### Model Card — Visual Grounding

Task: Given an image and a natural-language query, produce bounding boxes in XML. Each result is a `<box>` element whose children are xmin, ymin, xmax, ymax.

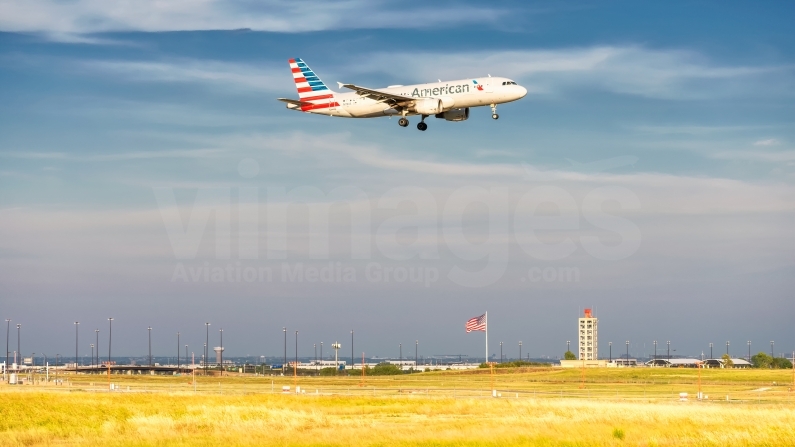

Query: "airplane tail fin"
<box><xmin>289</xmin><ymin>58</ymin><xmax>334</xmax><ymax>101</ymax></box>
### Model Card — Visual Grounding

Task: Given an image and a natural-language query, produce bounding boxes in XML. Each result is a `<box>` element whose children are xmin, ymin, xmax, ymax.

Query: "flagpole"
<box><xmin>485</xmin><ymin>312</ymin><xmax>489</xmax><ymax>364</ymax></box>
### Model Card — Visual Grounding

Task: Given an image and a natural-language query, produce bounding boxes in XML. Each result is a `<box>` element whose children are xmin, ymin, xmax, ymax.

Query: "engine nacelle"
<box><xmin>413</xmin><ymin>98</ymin><xmax>443</xmax><ymax>115</ymax></box>
<box><xmin>435</xmin><ymin>107</ymin><xmax>469</xmax><ymax>121</ymax></box>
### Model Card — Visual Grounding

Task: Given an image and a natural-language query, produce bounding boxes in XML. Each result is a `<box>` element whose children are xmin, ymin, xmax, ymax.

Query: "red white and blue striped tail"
<box><xmin>289</xmin><ymin>58</ymin><xmax>333</xmax><ymax>100</ymax></box>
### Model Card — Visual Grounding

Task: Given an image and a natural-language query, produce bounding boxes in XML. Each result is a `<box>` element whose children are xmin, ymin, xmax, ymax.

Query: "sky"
<box><xmin>0</xmin><ymin>1</ymin><xmax>793</xmax><ymax>362</ymax></box>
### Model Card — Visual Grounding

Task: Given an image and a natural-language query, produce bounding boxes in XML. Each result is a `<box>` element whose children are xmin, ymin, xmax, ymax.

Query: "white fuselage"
<box><xmin>304</xmin><ymin>77</ymin><xmax>526</xmax><ymax>117</ymax></box>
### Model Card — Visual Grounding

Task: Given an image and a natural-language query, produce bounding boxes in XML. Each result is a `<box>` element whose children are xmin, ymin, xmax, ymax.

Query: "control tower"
<box><xmin>213</xmin><ymin>347</ymin><xmax>224</xmax><ymax>364</ymax></box>
<box><xmin>578</xmin><ymin>309</ymin><xmax>598</xmax><ymax>360</ymax></box>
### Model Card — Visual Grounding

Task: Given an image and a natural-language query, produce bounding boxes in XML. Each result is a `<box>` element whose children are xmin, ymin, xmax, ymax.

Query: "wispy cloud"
<box><xmin>70</xmin><ymin>46</ymin><xmax>793</xmax><ymax>101</ymax></box>
<box><xmin>213</xmin><ymin>131</ymin><xmax>795</xmax><ymax>215</ymax></box>
<box><xmin>632</xmin><ymin>124</ymin><xmax>778</xmax><ymax>135</ymax></box>
<box><xmin>0</xmin><ymin>0</ymin><xmax>504</xmax><ymax>39</ymax></box>
<box><xmin>359</xmin><ymin>47</ymin><xmax>793</xmax><ymax>99</ymax></box>
<box><xmin>0</xmin><ymin>148</ymin><xmax>226</xmax><ymax>161</ymax></box>
<box><xmin>81</xmin><ymin>59</ymin><xmax>289</xmax><ymax>92</ymax></box>
<box><xmin>711</xmin><ymin>150</ymin><xmax>795</xmax><ymax>163</ymax></box>
<box><xmin>253</xmin><ymin>132</ymin><xmax>526</xmax><ymax>177</ymax></box>
<box><xmin>754</xmin><ymin>138</ymin><xmax>780</xmax><ymax>146</ymax></box>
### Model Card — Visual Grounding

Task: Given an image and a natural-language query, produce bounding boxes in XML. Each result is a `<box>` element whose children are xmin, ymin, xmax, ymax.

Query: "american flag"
<box><xmin>465</xmin><ymin>313</ymin><xmax>487</xmax><ymax>332</ymax></box>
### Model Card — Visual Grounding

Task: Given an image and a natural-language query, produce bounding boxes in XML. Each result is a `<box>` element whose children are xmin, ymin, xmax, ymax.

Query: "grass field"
<box><xmin>2</xmin><ymin>368</ymin><xmax>795</xmax><ymax>446</ymax></box>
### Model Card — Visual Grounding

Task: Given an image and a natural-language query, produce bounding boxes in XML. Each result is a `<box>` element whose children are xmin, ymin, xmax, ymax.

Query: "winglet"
<box><xmin>337</xmin><ymin>81</ymin><xmax>344</xmax><ymax>89</ymax></box>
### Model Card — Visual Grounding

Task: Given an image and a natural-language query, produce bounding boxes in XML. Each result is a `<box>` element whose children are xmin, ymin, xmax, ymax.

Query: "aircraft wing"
<box><xmin>340</xmin><ymin>84</ymin><xmax>413</xmax><ymax>107</ymax></box>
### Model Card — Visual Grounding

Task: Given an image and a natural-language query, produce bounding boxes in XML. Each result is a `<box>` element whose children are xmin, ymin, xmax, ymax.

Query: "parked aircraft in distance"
<box><xmin>277</xmin><ymin>58</ymin><xmax>527</xmax><ymax>131</ymax></box>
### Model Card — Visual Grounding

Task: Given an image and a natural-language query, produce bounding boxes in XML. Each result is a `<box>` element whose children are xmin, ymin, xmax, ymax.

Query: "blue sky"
<box><xmin>0</xmin><ymin>1</ymin><xmax>793</xmax><ymax>361</ymax></box>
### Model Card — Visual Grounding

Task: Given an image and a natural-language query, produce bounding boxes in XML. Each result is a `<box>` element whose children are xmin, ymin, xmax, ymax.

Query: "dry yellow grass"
<box><xmin>2</xmin><ymin>391</ymin><xmax>794</xmax><ymax>446</ymax></box>
<box><xmin>3</xmin><ymin>368</ymin><xmax>794</xmax><ymax>446</ymax></box>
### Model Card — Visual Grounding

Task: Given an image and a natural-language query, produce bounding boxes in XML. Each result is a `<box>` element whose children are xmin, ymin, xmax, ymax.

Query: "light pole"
<box><xmin>74</xmin><ymin>322</ymin><xmax>79</xmax><ymax>370</ymax></box>
<box><xmin>415</xmin><ymin>340</ymin><xmax>418</xmax><ymax>369</ymax></box>
<box><xmin>320</xmin><ymin>342</ymin><xmax>323</xmax><ymax>364</ymax></box>
<box><xmin>5</xmin><ymin>319</ymin><xmax>10</xmax><ymax>380</ymax></box>
<box><xmin>709</xmin><ymin>342</ymin><xmax>713</xmax><ymax>359</ymax></box>
<box><xmin>204</xmin><ymin>322</ymin><xmax>210</xmax><ymax>375</ymax></box>
<box><xmin>566</xmin><ymin>340</ymin><xmax>570</xmax><ymax>354</ymax></box>
<box><xmin>107</xmin><ymin>318</ymin><xmax>113</xmax><ymax>365</ymax></box>
<box><xmin>148</xmin><ymin>326</ymin><xmax>152</xmax><ymax>366</ymax></box>
<box><xmin>726</xmin><ymin>341</ymin><xmax>729</xmax><ymax>356</ymax></box>
<box><xmin>653</xmin><ymin>340</ymin><xmax>657</xmax><ymax>363</ymax></box>
<box><xmin>351</xmin><ymin>331</ymin><xmax>354</xmax><ymax>371</ymax></box>
<box><xmin>177</xmin><ymin>332</ymin><xmax>180</xmax><ymax>372</ymax></box>
<box><xmin>220</xmin><ymin>328</ymin><xmax>224</xmax><ymax>374</ymax></box>
<box><xmin>399</xmin><ymin>343</ymin><xmax>402</xmax><ymax>363</ymax></box>
<box><xmin>747</xmin><ymin>341</ymin><xmax>751</xmax><ymax>363</ymax></box>
<box><xmin>17</xmin><ymin>324</ymin><xmax>21</xmax><ymax>366</ymax></box>
<box><xmin>94</xmin><ymin>329</ymin><xmax>99</xmax><ymax>370</ymax></box>
<box><xmin>609</xmin><ymin>342</ymin><xmax>612</xmax><ymax>362</ymax></box>
<box><xmin>282</xmin><ymin>327</ymin><xmax>286</xmax><ymax>374</ymax></box>
<box><xmin>626</xmin><ymin>341</ymin><xmax>629</xmax><ymax>366</ymax></box>
<box><xmin>519</xmin><ymin>341</ymin><xmax>522</xmax><ymax>362</ymax></box>
<box><xmin>667</xmin><ymin>341</ymin><xmax>671</xmax><ymax>362</ymax></box>
<box><xmin>499</xmin><ymin>342</ymin><xmax>503</xmax><ymax>363</ymax></box>
<box><xmin>771</xmin><ymin>341</ymin><xmax>774</xmax><ymax>360</ymax></box>
<box><xmin>185</xmin><ymin>345</ymin><xmax>188</xmax><ymax>371</ymax></box>
<box><xmin>294</xmin><ymin>330</ymin><xmax>298</xmax><ymax>371</ymax></box>
<box><xmin>331</xmin><ymin>342</ymin><xmax>341</xmax><ymax>374</ymax></box>
<box><xmin>314</xmin><ymin>343</ymin><xmax>317</xmax><ymax>371</ymax></box>
<box><xmin>90</xmin><ymin>344</ymin><xmax>94</xmax><ymax>368</ymax></box>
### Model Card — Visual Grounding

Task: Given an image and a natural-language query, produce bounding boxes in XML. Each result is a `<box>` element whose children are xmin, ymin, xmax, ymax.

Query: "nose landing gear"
<box><xmin>490</xmin><ymin>103</ymin><xmax>499</xmax><ymax>120</ymax></box>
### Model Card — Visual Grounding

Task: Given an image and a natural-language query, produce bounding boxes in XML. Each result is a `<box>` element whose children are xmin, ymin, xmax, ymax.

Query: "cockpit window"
<box><xmin>503</xmin><ymin>81</ymin><xmax>518</xmax><ymax>85</ymax></box>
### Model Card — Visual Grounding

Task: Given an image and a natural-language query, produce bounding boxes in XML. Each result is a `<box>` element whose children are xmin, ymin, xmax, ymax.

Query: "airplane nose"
<box><xmin>517</xmin><ymin>85</ymin><xmax>527</xmax><ymax>98</ymax></box>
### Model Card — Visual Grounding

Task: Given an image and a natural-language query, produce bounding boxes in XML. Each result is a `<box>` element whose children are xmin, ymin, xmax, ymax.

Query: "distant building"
<box><xmin>645</xmin><ymin>358</ymin><xmax>752</xmax><ymax>369</ymax></box>
<box><xmin>645</xmin><ymin>358</ymin><xmax>700</xmax><ymax>368</ymax></box>
<box><xmin>702</xmin><ymin>358</ymin><xmax>752</xmax><ymax>369</ymax></box>
<box><xmin>578</xmin><ymin>308</ymin><xmax>597</xmax><ymax>360</ymax></box>
<box><xmin>611</xmin><ymin>358</ymin><xmax>638</xmax><ymax>367</ymax></box>
<box><xmin>560</xmin><ymin>359</ymin><xmax>609</xmax><ymax>368</ymax></box>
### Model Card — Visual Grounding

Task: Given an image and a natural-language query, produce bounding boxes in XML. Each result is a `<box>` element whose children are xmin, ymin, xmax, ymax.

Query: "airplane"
<box><xmin>277</xmin><ymin>58</ymin><xmax>527</xmax><ymax>131</ymax></box>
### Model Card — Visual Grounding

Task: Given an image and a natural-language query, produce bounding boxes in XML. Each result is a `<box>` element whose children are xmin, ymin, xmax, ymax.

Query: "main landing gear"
<box><xmin>490</xmin><ymin>103</ymin><xmax>499</xmax><ymax>120</ymax></box>
<box><xmin>417</xmin><ymin>115</ymin><xmax>428</xmax><ymax>131</ymax></box>
<box><xmin>397</xmin><ymin>115</ymin><xmax>429</xmax><ymax>131</ymax></box>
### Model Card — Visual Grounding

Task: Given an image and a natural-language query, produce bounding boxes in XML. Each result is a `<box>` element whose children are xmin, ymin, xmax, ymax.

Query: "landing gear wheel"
<box><xmin>490</xmin><ymin>103</ymin><xmax>498</xmax><ymax>120</ymax></box>
<box><xmin>398</xmin><ymin>118</ymin><xmax>409</xmax><ymax>127</ymax></box>
<box><xmin>417</xmin><ymin>122</ymin><xmax>427</xmax><ymax>131</ymax></box>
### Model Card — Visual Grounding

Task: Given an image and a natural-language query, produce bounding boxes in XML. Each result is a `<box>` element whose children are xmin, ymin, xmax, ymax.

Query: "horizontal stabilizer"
<box><xmin>277</xmin><ymin>98</ymin><xmax>312</xmax><ymax>106</ymax></box>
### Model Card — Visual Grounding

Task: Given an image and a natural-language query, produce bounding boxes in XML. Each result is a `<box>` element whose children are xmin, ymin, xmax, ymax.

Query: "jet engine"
<box><xmin>435</xmin><ymin>107</ymin><xmax>469</xmax><ymax>121</ymax></box>
<box><xmin>413</xmin><ymin>98</ymin><xmax>443</xmax><ymax>115</ymax></box>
